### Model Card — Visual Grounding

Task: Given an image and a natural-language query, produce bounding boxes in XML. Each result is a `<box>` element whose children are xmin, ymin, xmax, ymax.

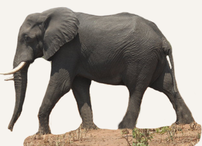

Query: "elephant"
<box><xmin>0</xmin><ymin>7</ymin><xmax>194</xmax><ymax>135</ymax></box>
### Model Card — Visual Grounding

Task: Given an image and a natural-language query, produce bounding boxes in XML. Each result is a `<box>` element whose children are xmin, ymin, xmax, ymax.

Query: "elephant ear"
<box><xmin>40</xmin><ymin>7</ymin><xmax>79</xmax><ymax>60</ymax></box>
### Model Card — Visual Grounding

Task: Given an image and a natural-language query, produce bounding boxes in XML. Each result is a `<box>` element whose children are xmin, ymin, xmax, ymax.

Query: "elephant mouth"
<box><xmin>0</xmin><ymin>62</ymin><xmax>27</xmax><ymax>80</ymax></box>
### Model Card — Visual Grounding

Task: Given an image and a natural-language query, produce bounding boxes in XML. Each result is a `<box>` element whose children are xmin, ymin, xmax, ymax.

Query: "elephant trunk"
<box><xmin>8</xmin><ymin>62</ymin><xmax>29</xmax><ymax>131</ymax></box>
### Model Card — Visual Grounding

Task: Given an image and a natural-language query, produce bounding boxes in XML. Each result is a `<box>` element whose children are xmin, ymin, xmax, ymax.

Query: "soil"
<box><xmin>24</xmin><ymin>122</ymin><xmax>201</xmax><ymax>146</ymax></box>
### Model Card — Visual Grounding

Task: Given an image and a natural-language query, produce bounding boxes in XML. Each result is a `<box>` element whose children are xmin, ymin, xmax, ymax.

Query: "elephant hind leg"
<box><xmin>118</xmin><ymin>88</ymin><xmax>147</xmax><ymax>129</ymax></box>
<box><xmin>119</xmin><ymin>59</ymin><xmax>158</xmax><ymax>129</ymax></box>
<box><xmin>150</xmin><ymin>62</ymin><xmax>194</xmax><ymax>124</ymax></box>
<box><xmin>72</xmin><ymin>76</ymin><xmax>98</xmax><ymax>129</ymax></box>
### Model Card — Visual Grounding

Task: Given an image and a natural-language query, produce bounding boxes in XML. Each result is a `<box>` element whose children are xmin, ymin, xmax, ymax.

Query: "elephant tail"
<box><xmin>163</xmin><ymin>38</ymin><xmax>178</xmax><ymax>93</ymax></box>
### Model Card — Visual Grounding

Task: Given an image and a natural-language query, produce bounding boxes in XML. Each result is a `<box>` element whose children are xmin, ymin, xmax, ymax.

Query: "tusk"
<box><xmin>4</xmin><ymin>76</ymin><xmax>14</xmax><ymax>81</ymax></box>
<box><xmin>0</xmin><ymin>62</ymin><xmax>26</xmax><ymax>75</ymax></box>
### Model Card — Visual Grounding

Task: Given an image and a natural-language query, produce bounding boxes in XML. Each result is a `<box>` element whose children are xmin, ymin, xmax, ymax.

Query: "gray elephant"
<box><xmin>0</xmin><ymin>7</ymin><xmax>194</xmax><ymax>135</ymax></box>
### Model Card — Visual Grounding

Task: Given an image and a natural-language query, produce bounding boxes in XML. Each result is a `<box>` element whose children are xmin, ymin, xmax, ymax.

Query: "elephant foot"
<box><xmin>36</xmin><ymin>126</ymin><xmax>51</xmax><ymax>135</ymax></box>
<box><xmin>118</xmin><ymin>121</ymin><xmax>136</xmax><ymax>129</ymax></box>
<box><xmin>36</xmin><ymin>130</ymin><xmax>51</xmax><ymax>135</ymax></box>
<box><xmin>79</xmin><ymin>122</ymin><xmax>99</xmax><ymax>130</ymax></box>
<box><xmin>118</xmin><ymin>111</ymin><xmax>137</xmax><ymax>129</ymax></box>
<box><xmin>175</xmin><ymin>109</ymin><xmax>195</xmax><ymax>125</ymax></box>
<box><xmin>175</xmin><ymin>117</ymin><xmax>195</xmax><ymax>125</ymax></box>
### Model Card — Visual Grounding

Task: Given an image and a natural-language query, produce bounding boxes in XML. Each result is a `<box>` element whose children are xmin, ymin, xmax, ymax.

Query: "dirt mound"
<box><xmin>24</xmin><ymin>123</ymin><xmax>201</xmax><ymax>146</ymax></box>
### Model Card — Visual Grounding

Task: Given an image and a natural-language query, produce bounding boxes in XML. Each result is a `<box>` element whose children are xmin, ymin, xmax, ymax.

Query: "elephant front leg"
<box><xmin>37</xmin><ymin>71</ymin><xmax>72</xmax><ymax>135</ymax></box>
<box><xmin>72</xmin><ymin>76</ymin><xmax>98</xmax><ymax>129</ymax></box>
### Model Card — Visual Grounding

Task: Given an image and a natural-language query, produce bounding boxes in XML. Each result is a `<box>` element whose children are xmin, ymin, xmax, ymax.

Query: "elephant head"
<box><xmin>0</xmin><ymin>7</ymin><xmax>79</xmax><ymax>131</ymax></box>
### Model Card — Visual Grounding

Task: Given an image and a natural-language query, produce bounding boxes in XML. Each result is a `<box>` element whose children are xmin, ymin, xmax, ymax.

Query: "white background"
<box><xmin>0</xmin><ymin>0</ymin><xmax>201</xmax><ymax>145</ymax></box>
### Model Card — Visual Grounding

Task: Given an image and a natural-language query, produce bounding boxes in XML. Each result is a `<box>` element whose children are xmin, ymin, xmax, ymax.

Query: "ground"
<box><xmin>24</xmin><ymin>122</ymin><xmax>201</xmax><ymax>146</ymax></box>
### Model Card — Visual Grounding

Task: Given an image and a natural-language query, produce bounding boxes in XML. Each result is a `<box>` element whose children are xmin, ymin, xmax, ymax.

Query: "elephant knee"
<box><xmin>38</xmin><ymin>106</ymin><xmax>51</xmax><ymax>121</ymax></box>
<box><xmin>38</xmin><ymin>110</ymin><xmax>47</xmax><ymax>120</ymax></box>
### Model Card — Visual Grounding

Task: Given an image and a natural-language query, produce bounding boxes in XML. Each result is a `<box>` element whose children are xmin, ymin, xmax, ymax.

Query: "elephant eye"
<box><xmin>24</xmin><ymin>35</ymin><xmax>31</xmax><ymax>42</ymax></box>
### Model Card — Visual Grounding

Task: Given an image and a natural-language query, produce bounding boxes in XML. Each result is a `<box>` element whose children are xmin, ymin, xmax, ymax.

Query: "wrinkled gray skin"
<box><xmin>8</xmin><ymin>7</ymin><xmax>194</xmax><ymax>135</ymax></box>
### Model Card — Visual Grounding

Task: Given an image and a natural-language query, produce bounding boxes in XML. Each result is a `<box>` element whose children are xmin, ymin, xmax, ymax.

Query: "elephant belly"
<box><xmin>92</xmin><ymin>74</ymin><xmax>124</xmax><ymax>85</ymax></box>
<box><xmin>78</xmin><ymin>64</ymin><xmax>125</xmax><ymax>85</ymax></box>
